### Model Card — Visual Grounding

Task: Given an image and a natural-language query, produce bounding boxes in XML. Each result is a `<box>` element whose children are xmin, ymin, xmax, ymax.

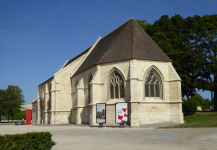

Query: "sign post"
<box><xmin>96</xmin><ymin>103</ymin><xmax>106</xmax><ymax>127</ymax></box>
<box><xmin>115</xmin><ymin>103</ymin><xmax>128</xmax><ymax>127</ymax></box>
<box><xmin>26</xmin><ymin>109</ymin><xmax>31</xmax><ymax>125</ymax></box>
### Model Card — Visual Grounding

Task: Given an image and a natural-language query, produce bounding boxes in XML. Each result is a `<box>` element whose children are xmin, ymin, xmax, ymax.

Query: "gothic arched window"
<box><xmin>145</xmin><ymin>69</ymin><xmax>163</xmax><ymax>98</ymax></box>
<box><xmin>88</xmin><ymin>74</ymin><xmax>93</xmax><ymax>104</ymax></box>
<box><xmin>109</xmin><ymin>71</ymin><xmax>124</xmax><ymax>99</ymax></box>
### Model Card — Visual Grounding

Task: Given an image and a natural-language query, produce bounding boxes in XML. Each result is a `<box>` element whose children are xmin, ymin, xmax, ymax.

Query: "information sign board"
<box><xmin>26</xmin><ymin>109</ymin><xmax>31</xmax><ymax>125</ymax></box>
<box><xmin>115</xmin><ymin>103</ymin><xmax>128</xmax><ymax>123</ymax></box>
<box><xmin>96</xmin><ymin>103</ymin><xmax>106</xmax><ymax>123</ymax></box>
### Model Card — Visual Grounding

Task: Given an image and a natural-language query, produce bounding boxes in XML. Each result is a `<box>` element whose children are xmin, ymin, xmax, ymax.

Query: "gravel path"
<box><xmin>0</xmin><ymin>124</ymin><xmax>217</xmax><ymax>150</ymax></box>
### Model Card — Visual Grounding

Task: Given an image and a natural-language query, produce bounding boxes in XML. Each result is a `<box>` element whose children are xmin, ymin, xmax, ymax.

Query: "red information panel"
<box><xmin>115</xmin><ymin>103</ymin><xmax>128</xmax><ymax>123</ymax></box>
<box><xmin>26</xmin><ymin>109</ymin><xmax>31</xmax><ymax>125</ymax></box>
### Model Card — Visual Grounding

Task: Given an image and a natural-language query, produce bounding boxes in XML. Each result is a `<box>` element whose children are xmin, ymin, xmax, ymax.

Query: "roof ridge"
<box><xmin>97</xmin><ymin>20</ymin><xmax>131</xmax><ymax>64</ymax></box>
<box><xmin>62</xmin><ymin>46</ymin><xmax>92</xmax><ymax>68</ymax></box>
<box><xmin>100</xmin><ymin>19</ymin><xmax>131</xmax><ymax>40</ymax></box>
<box><xmin>134</xmin><ymin>21</ymin><xmax>172</xmax><ymax>61</ymax></box>
<box><xmin>73</xmin><ymin>18</ymin><xmax>172</xmax><ymax>76</ymax></box>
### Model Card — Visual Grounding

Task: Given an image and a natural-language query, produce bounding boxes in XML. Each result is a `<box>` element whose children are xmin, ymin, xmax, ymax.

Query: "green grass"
<box><xmin>170</xmin><ymin>112</ymin><xmax>217</xmax><ymax>128</ymax></box>
<box><xmin>2</xmin><ymin>111</ymin><xmax>27</xmax><ymax>120</ymax></box>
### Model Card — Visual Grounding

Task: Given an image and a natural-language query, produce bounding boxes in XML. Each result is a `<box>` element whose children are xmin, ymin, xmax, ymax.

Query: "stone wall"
<box><xmin>34</xmin><ymin>55</ymin><xmax>184</xmax><ymax>126</ymax></box>
<box><xmin>71</xmin><ymin>59</ymin><xmax>183</xmax><ymax>126</ymax></box>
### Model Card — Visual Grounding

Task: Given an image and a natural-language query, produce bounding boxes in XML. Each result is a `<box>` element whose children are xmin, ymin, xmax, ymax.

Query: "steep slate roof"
<box><xmin>73</xmin><ymin>18</ymin><xmax>172</xmax><ymax>76</ymax></box>
<box><xmin>38</xmin><ymin>46</ymin><xmax>91</xmax><ymax>86</ymax></box>
<box><xmin>63</xmin><ymin>46</ymin><xmax>92</xmax><ymax>68</ymax></box>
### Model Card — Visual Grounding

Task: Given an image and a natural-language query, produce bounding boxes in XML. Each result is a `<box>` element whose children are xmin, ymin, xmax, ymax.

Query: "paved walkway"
<box><xmin>0</xmin><ymin>124</ymin><xmax>217</xmax><ymax>150</ymax></box>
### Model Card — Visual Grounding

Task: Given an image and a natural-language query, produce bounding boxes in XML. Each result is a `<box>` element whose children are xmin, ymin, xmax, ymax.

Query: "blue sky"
<box><xmin>0</xmin><ymin>0</ymin><xmax>216</xmax><ymax>104</ymax></box>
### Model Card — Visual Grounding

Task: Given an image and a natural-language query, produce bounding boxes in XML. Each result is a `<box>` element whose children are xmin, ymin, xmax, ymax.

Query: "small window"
<box><xmin>145</xmin><ymin>69</ymin><xmax>163</xmax><ymax>98</ymax></box>
<box><xmin>109</xmin><ymin>71</ymin><xmax>124</xmax><ymax>99</ymax></box>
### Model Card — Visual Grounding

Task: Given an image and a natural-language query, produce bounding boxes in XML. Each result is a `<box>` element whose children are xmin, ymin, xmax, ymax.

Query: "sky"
<box><xmin>0</xmin><ymin>0</ymin><xmax>217</xmax><ymax>104</ymax></box>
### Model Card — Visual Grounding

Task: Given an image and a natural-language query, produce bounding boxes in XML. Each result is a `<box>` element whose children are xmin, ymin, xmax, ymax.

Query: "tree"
<box><xmin>5</xmin><ymin>85</ymin><xmax>25</xmax><ymax>122</ymax></box>
<box><xmin>0</xmin><ymin>89</ymin><xmax>6</xmax><ymax>123</ymax></box>
<box><xmin>186</xmin><ymin>15</ymin><xmax>217</xmax><ymax>110</ymax></box>
<box><xmin>188</xmin><ymin>93</ymin><xmax>212</xmax><ymax>110</ymax></box>
<box><xmin>136</xmin><ymin>20</ymin><xmax>152</xmax><ymax>31</ymax></box>
<box><xmin>137</xmin><ymin>15</ymin><xmax>202</xmax><ymax>98</ymax></box>
<box><xmin>204</xmin><ymin>99</ymin><xmax>212</xmax><ymax>110</ymax></box>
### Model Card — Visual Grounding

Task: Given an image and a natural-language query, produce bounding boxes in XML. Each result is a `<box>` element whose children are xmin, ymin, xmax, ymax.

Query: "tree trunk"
<box><xmin>12</xmin><ymin>114</ymin><xmax>14</xmax><ymax>122</ymax></box>
<box><xmin>8</xmin><ymin>114</ymin><xmax>9</xmax><ymax>122</ymax></box>
<box><xmin>0</xmin><ymin>114</ymin><xmax>1</xmax><ymax>123</ymax></box>
<box><xmin>214</xmin><ymin>74</ymin><xmax>217</xmax><ymax>111</ymax></box>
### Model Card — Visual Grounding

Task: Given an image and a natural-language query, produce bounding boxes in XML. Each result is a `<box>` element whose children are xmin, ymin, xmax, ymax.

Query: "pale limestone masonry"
<box><xmin>32</xmin><ymin>19</ymin><xmax>184</xmax><ymax>126</ymax></box>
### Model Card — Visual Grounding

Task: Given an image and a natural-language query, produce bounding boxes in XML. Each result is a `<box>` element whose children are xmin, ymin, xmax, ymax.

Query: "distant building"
<box><xmin>20</xmin><ymin>104</ymin><xmax>32</xmax><ymax>110</ymax></box>
<box><xmin>32</xmin><ymin>19</ymin><xmax>184</xmax><ymax>126</ymax></box>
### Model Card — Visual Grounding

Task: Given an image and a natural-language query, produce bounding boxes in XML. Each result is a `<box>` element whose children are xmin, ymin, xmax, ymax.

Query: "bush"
<box><xmin>0</xmin><ymin>132</ymin><xmax>56</xmax><ymax>150</ymax></box>
<box><xmin>188</xmin><ymin>93</ymin><xmax>212</xmax><ymax>111</ymax></box>
<box><xmin>182</xmin><ymin>99</ymin><xmax>197</xmax><ymax>116</ymax></box>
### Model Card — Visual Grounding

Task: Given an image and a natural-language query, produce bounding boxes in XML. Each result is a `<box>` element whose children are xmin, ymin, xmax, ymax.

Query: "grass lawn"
<box><xmin>2</xmin><ymin>111</ymin><xmax>27</xmax><ymax>120</ymax></box>
<box><xmin>170</xmin><ymin>112</ymin><xmax>217</xmax><ymax>128</ymax></box>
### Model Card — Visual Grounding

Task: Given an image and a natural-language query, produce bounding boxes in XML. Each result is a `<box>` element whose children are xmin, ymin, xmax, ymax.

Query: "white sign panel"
<box><xmin>96</xmin><ymin>103</ymin><xmax>106</xmax><ymax>123</ymax></box>
<box><xmin>115</xmin><ymin>103</ymin><xmax>128</xmax><ymax>123</ymax></box>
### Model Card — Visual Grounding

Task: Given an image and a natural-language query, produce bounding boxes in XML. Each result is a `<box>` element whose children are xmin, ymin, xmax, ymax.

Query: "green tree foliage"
<box><xmin>204</xmin><ymin>99</ymin><xmax>212</xmax><ymax>110</ymax></box>
<box><xmin>0</xmin><ymin>85</ymin><xmax>25</xmax><ymax>122</ymax></box>
<box><xmin>136</xmin><ymin>20</ymin><xmax>152</xmax><ymax>31</ymax></box>
<box><xmin>0</xmin><ymin>89</ymin><xmax>7</xmax><ymax>123</ymax></box>
<box><xmin>188</xmin><ymin>93</ymin><xmax>212</xmax><ymax>110</ymax></box>
<box><xmin>137</xmin><ymin>14</ymin><xmax>217</xmax><ymax>106</ymax></box>
<box><xmin>186</xmin><ymin>15</ymin><xmax>217</xmax><ymax>110</ymax></box>
<box><xmin>137</xmin><ymin>15</ymin><xmax>201</xmax><ymax>98</ymax></box>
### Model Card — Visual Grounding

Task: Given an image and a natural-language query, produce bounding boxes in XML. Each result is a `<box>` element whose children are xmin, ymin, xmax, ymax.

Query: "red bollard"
<box><xmin>26</xmin><ymin>109</ymin><xmax>31</xmax><ymax>125</ymax></box>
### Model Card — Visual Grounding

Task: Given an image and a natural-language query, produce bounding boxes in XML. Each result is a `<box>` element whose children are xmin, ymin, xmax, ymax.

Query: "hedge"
<box><xmin>0</xmin><ymin>132</ymin><xmax>56</xmax><ymax>150</ymax></box>
<box><xmin>182</xmin><ymin>99</ymin><xmax>197</xmax><ymax>116</ymax></box>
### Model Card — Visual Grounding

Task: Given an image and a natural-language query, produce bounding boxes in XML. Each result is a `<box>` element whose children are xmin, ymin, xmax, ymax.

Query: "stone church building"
<box><xmin>32</xmin><ymin>18</ymin><xmax>184</xmax><ymax>126</ymax></box>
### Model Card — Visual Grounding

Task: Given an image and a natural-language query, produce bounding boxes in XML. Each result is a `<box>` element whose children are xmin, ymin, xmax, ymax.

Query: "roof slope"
<box><xmin>63</xmin><ymin>46</ymin><xmax>92</xmax><ymax>68</ymax></box>
<box><xmin>73</xmin><ymin>18</ymin><xmax>172</xmax><ymax>76</ymax></box>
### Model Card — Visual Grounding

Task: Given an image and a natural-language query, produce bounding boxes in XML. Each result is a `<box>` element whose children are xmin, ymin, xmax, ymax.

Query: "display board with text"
<box><xmin>96</xmin><ymin>103</ymin><xmax>106</xmax><ymax>123</ymax></box>
<box><xmin>115</xmin><ymin>103</ymin><xmax>128</xmax><ymax>123</ymax></box>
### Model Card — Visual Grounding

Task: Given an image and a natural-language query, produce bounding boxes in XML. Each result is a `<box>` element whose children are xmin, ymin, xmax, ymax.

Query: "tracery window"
<box><xmin>88</xmin><ymin>74</ymin><xmax>93</xmax><ymax>104</ymax></box>
<box><xmin>145</xmin><ymin>69</ymin><xmax>163</xmax><ymax>98</ymax></box>
<box><xmin>109</xmin><ymin>71</ymin><xmax>124</xmax><ymax>99</ymax></box>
